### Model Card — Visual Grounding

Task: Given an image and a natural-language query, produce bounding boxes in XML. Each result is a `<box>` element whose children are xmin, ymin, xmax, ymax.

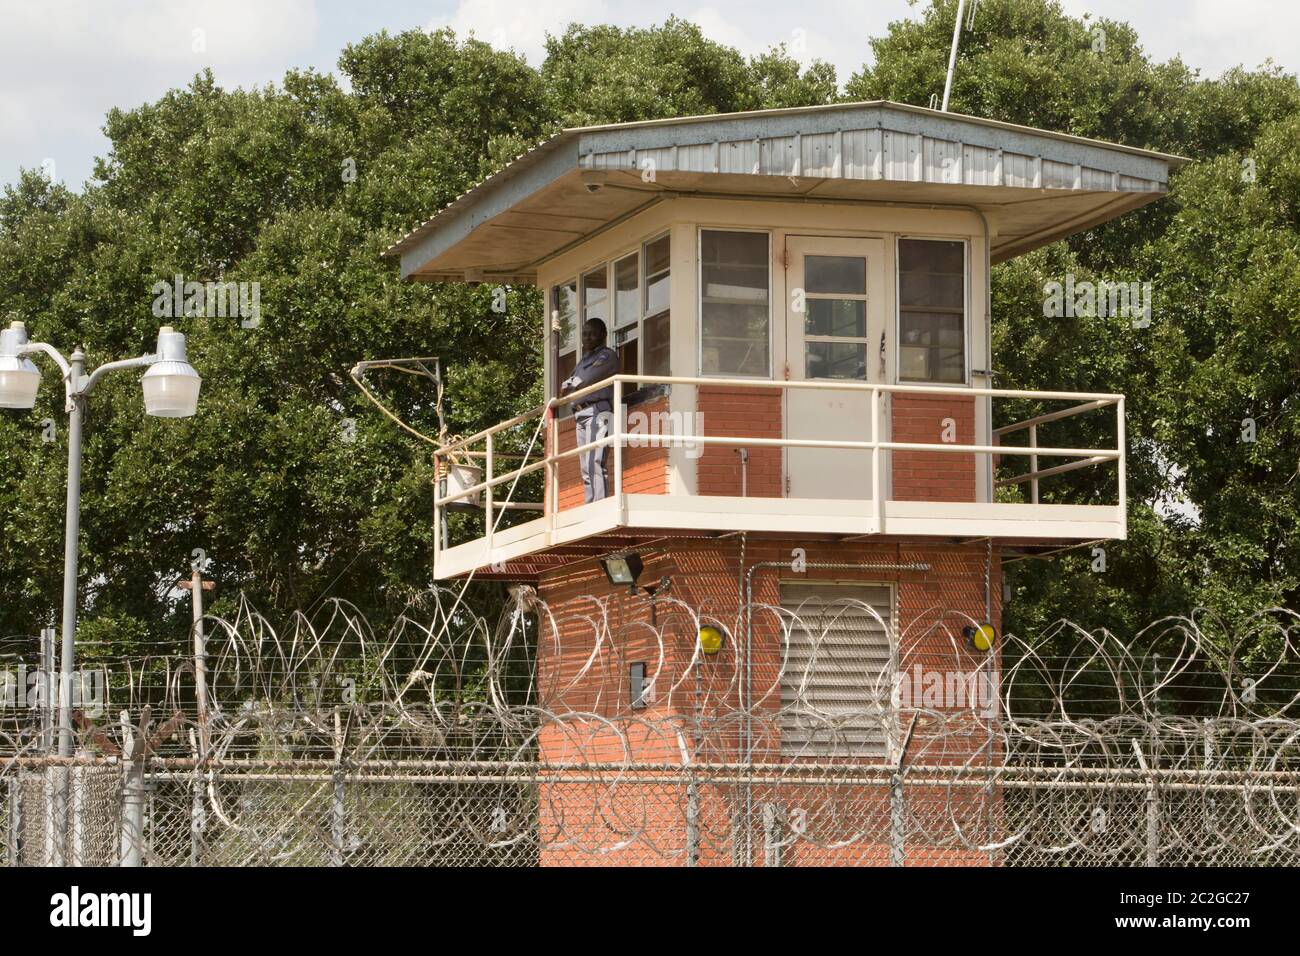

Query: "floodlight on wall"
<box><xmin>598</xmin><ymin>552</ymin><xmax>673</xmax><ymax>624</ymax></box>
<box><xmin>600</xmin><ymin>553</ymin><xmax>644</xmax><ymax>590</ymax></box>
<box><xmin>0</xmin><ymin>322</ymin><xmax>41</xmax><ymax>409</ymax></box>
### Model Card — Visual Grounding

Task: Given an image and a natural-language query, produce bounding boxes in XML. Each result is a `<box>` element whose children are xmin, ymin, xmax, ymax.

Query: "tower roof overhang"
<box><xmin>385</xmin><ymin>100</ymin><xmax>1188</xmax><ymax>284</ymax></box>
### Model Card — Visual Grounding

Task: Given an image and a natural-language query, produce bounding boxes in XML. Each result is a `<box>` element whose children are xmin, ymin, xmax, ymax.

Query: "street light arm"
<box><xmin>19</xmin><ymin>341</ymin><xmax>73</xmax><ymax>378</ymax></box>
<box><xmin>81</xmin><ymin>353</ymin><xmax>156</xmax><ymax>397</ymax></box>
<box><xmin>19</xmin><ymin>341</ymin><xmax>77</xmax><ymax>410</ymax></box>
<box><xmin>20</xmin><ymin>343</ymin><xmax>157</xmax><ymax>405</ymax></box>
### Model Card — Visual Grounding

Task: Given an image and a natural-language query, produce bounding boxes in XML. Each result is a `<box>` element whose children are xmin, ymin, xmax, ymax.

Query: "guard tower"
<box><xmin>386</xmin><ymin>101</ymin><xmax>1184</xmax><ymax>865</ymax></box>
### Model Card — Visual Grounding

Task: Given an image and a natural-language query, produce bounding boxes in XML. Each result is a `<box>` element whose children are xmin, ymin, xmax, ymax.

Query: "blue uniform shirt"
<box><xmin>561</xmin><ymin>346</ymin><xmax>619</xmax><ymax>408</ymax></box>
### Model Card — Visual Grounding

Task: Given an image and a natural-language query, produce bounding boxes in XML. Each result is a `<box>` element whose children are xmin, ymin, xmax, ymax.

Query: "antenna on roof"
<box><xmin>940</xmin><ymin>0</ymin><xmax>978</xmax><ymax>112</ymax></box>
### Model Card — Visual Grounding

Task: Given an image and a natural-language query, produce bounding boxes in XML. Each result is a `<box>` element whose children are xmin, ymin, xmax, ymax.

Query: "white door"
<box><xmin>784</xmin><ymin>237</ymin><xmax>886</xmax><ymax>500</ymax></box>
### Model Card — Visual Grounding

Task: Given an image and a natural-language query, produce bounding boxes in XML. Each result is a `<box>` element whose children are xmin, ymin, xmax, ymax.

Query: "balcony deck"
<box><xmin>433</xmin><ymin>376</ymin><xmax>1126</xmax><ymax>580</ymax></box>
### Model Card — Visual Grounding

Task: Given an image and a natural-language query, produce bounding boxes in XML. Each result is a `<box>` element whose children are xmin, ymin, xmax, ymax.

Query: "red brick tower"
<box><xmin>386</xmin><ymin>102</ymin><xmax>1184</xmax><ymax>864</ymax></box>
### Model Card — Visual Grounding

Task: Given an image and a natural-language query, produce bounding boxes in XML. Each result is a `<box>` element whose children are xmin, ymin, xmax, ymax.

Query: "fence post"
<box><xmin>46</xmin><ymin>765</ymin><xmax>66</xmax><ymax>867</ymax></box>
<box><xmin>120</xmin><ymin>716</ymin><xmax>147</xmax><ymax>867</ymax></box>
<box><xmin>685</xmin><ymin>774</ymin><xmax>699</xmax><ymax>868</ymax></box>
<box><xmin>189</xmin><ymin>730</ymin><xmax>206</xmax><ymax>866</ymax></box>
<box><xmin>890</xmin><ymin>772</ymin><xmax>906</xmax><ymax>867</ymax></box>
<box><xmin>762</xmin><ymin>803</ymin><xmax>784</xmax><ymax>868</ymax></box>
<box><xmin>68</xmin><ymin>762</ymin><xmax>84</xmax><ymax>866</ymax></box>
<box><xmin>189</xmin><ymin>773</ymin><xmax>205</xmax><ymax>866</ymax></box>
<box><xmin>1145</xmin><ymin>781</ymin><xmax>1160</xmax><ymax>867</ymax></box>
<box><xmin>120</xmin><ymin>758</ymin><xmax>146</xmax><ymax>867</ymax></box>
<box><xmin>5</xmin><ymin>777</ymin><xmax>19</xmax><ymax>865</ymax></box>
<box><xmin>190</xmin><ymin>578</ymin><xmax>212</xmax><ymax>868</ymax></box>
<box><xmin>1146</xmin><ymin>656</ymin><xmax>1160</xmax><ymax>867</ymax></box>
<box><xmin>331</xmin><ymin>707</ymin><xmax>346</xmax><ymax>867</ymax></box>
<box><xmin>890</xmin><ymin>714</ymin><xmax>918</xmax><ymax>868</ymax></box>
<box><xmin>40</xmin><ymin>626</ymin><xmax>55</xmax><ymax>754</ymax></box>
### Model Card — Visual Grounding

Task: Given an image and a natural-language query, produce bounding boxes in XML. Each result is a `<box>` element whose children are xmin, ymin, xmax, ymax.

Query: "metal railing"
<box><xmin>432</xmin><ymin>375</ymin><xmax>1126</xmax><ymax>560</ymax></box>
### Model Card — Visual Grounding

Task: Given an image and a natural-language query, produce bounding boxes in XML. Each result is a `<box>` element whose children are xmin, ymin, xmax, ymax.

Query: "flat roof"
<box><xmin>388</xmin><ymin>100</ymin><xmax>1189</xmax><ymax>283</ymax></box>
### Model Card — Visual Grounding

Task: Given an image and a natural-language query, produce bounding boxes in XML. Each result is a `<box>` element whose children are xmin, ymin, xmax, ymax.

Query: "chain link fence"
<box><xmin>3</xmin><ymin>594</ymin><xmax>1299</xmax><ymax>866</ymax></box>
<box><xmin>4</xmin><ymin>755</ymin><xmax>1299</xmax><ymax>867</ymax></box>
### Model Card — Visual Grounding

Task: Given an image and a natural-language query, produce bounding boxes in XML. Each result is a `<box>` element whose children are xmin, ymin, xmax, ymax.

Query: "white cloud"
<box><xmin>426</xmin><ymin>0</ymin><xmax>914</xmax><ymax>81</ymax></box>
<box><xmin>0</xmin><ymin>0</ymin><xmax>319</xmax><ymax>182</ymax></box>
<box><xmin>426</xmin><ymin>0</ymin><xmax>610</xmax><ymax>63</ymax></box>
<box><xmin>4</xmin><ymin>0</ymin><xmax>1299</xmax><ymax>192</ymax></box>
<box><xmin>1059</xmin><ymin>0</ymin><xmax>1300</xmax><ymax>76</ymax></box>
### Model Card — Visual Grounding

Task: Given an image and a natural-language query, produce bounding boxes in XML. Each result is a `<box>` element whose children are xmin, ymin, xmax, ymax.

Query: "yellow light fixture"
<box><xmin>698</xmin><ymin>625</ymin><xmax>725</xmax><ymax>656</ymax></box>
<box><xmin>964</xmin><ymin>623</ymin><xmax>996</xmax><ymax>653</ymax></box>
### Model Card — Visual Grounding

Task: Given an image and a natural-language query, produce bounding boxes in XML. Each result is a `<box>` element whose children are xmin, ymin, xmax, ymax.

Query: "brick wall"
<box><xmin>890</xmin><ymin>393</ymin><xmax>977</xmax><ymax>501</ymax></box>
<box><xmin>554</xmin><ymin>398</ymin><xmax>670</xmax><ymax>511</ymax></box>
<box><xmin>527</xmin><ymin>538</ymin><xmax>1003</xmax><ymax>868</ymax></box>
<box><xmin>537</xmin><ymin>538</ymin><xmax>1002</xmax><ymax>750</ymax></box>
<box><xmin>696</xmin><ymin>385</ymin><xmax>783</xmax><ymax>497</ymax></box>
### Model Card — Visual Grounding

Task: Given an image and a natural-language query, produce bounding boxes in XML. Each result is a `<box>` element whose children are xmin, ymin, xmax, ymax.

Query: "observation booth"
<box><xmin>386</xmin><ymin>101</ymin><xmax>1184</xmax><ymax>865</ymax></box>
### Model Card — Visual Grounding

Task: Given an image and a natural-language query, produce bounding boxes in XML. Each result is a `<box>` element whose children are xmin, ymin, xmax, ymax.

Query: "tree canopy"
<box><xmin>1</xmin><ymin>1</ymin><xmax>1298</xmax><ymax>658</ymax></box>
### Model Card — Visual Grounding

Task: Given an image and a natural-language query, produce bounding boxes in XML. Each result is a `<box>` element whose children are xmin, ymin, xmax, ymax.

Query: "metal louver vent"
<box><xmin>779</xmin><ymin>582</ymin><xmax>895</xmax><ymax>759</ymax></box>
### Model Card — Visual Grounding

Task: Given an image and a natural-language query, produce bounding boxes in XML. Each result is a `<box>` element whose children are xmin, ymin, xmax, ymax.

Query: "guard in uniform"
<box><xmin>560</xmin><ymin>318</ymin><xmax>619</xmax><ymax>502</ymax></box>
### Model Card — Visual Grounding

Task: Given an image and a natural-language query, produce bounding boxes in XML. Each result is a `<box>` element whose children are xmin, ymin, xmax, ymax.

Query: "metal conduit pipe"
<box><xmin>738</xmin><ymin>558</ymin><xmax>931</xmax><ymax>864</ymax></box>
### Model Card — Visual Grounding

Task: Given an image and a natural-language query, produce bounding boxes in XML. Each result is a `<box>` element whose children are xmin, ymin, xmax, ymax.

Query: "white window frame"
<box><xmin>640</xmin><ymin>231</ymin><xmax>671</xmax><ymax>379</ymax></box>
<box><xmin>579</xmin><ymin>262</ymin><xmax>611</xmax><ymax>356</ymax></box>
<box><xmin>893</xmin><ymin>235</ymin><xmax>970</xmax><ymax>387</ymax></box>
<box><xmin>800</xmin><ymin>252</ymin><xmax>871</xmax><ymax>382</ymax></box>
<box><xmin>553</xmin><ymin>276</ymin><xmax>579</xmax><ymax>359</ymax></box>
<box><xmin>613</xmin><ymin>250</ymin><xmax>641</xmax><ymax>333</ymax></box>
<box><xmin>697</xmin><ymin>226</ymin><xmax>774</xmax><ymax>380</ymax></box>
<box><xmin>552</xmin><ymin>230</ymin><xmax>674</xmax><ymax>382</ymax></box>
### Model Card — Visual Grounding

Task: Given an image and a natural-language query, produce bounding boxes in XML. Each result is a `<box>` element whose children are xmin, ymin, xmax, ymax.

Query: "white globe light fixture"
<box><xmin>3</xmin><ymin>318</ymin><xmax>202</xmax><ymax>766</ymax></box>
<box><xmin>142</xmin><ymin>326</ymin><xmax>202</xmax><ymax>418</ymax></box>
<box><xmin>0</xmin><ymin>321</ymin><xmax>41</xmax><ymax>409</ymax></box>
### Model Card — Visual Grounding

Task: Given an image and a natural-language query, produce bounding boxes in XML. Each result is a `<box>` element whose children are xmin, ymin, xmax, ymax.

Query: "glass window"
<box><xmin>898</xmin><ymin>239</ymin><xmax>965</xmax><ymax>384</ymax></box>
<box><xmin>700</xmin><ymin>230</ymin><xmax>769</xmax><ymax>377</ymax></box>
<box><xmin>581</xmin><ymin>265</ymin><xmax>608</xmax><ymax>343</ymax></box>
<box><xmin>807</xmin><ymin>299</ymin><xmax>866</xmax><ymax>338</ymax></box>
<box><xmin>614</xmin><ymin>253</ymin><xmax>639</xmax><ymax>329</ymax></box>
<box><xmin>553</xmin><ymin>279</ymin><xmax>578</xmax><ymax>398</ymax></box>
<box><xmin>611</xmin><ymin>252</ymin><xmax>640</xmax><ymax>377</ymax></box>
<box><xmin>643</xmin><ymin>235</ymin><xmax>671</xmax><ymax>378</ymax></box>
<box><xmin>803</xmin><ymin>254</ymin><xmax>868</xmax><ymax>381</ymax></box>
<box><xmin>805</xmin><ymin>255</ymin><xmax>865</xmax><ymax>296</ymax></box>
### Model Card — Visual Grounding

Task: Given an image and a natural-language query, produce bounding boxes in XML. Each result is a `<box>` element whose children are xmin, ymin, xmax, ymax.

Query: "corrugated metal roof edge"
<box><xmin>381</xmin><ymin>130</ymin><xmax>578</xmax><ymax>258</ymax></box>
<box><xmin>381</xmin><ymin>99</ymin><xmax>1192</xmax><ymax>259</ymax></box>
<box><xmin>565</xmin><ymin>99</ymin><xmax>1192</xmax><ymax>166</ymax></box>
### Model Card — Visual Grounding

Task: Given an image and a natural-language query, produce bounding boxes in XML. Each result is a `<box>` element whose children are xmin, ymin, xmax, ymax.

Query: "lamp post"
<box><xmin>0</xmin><ymin>320</ymin><xmax>201</xmax><ymax>758</ymax></box>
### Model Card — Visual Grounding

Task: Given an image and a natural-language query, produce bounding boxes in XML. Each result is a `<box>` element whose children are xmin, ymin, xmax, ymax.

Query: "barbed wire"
<box><xmin>2</xmin><ymin>594</ymin><xmax>1298</xmax><ymax>865</ymax></box>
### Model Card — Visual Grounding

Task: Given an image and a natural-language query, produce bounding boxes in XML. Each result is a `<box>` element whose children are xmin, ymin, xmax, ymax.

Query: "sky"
<box><xmin>2</xmin><ymin>0</ymin><xmax>1299</xmax><ymax>191</ymax></box>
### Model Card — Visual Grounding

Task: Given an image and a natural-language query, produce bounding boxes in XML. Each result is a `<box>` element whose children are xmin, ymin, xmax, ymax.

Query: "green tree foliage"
<box><xmin>0</xmin><ymin>23</ymin><xmax>840</xmax><ymax>662</ymax></box>
<box><xmin>851</xmin><ymin>0</ymin><xmax>1300</xmax><ymax>639</ymax></box>
<box><xmin>0</xmin><ymin>32</ymin><xmax>554</xmax><ymax>645</ymax></box>
<box><xmin>1</xmin><ymin>4</ymin><xmax>1298</xmax><ymax>678</ymax></box>
<box><xmin>541</xmin><ymin>17</ymin><xmax>837</xmax><ymax>124</ymax></box>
